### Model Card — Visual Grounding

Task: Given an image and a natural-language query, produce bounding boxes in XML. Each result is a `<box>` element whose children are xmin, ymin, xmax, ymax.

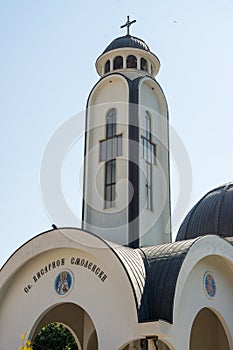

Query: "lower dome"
<box><xmin>176</xmin><ymin>182</ymin><xmax>233</xmax><ymax>241</ymax></box>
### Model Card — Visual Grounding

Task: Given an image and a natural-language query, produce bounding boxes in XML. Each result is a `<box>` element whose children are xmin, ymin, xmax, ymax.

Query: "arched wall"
<box><xmin>0</xmin><ymin>228</ymin><xmax>140</xmax><ymax>349</ymax></box>
<box><xmin>30</xmin><ymin>303</ymin><xmax>90</xmax><ymax>349</ymax></box>
<box><xmin>1</xmin><ymin>231</ymin><xmax>233</xmax><ymax>350</ymax></box>
<box><xmin>190</xmin><ymin>307</ymin><xmax>230</xmax><ymax>350</ymax></box>
<box><xmin>171</xmin><ymin>236</ymin><xmax>233</xmax><ymax>349</ymax></box>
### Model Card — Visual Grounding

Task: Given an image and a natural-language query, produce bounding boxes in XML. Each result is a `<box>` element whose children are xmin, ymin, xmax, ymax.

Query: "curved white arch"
<box><xmin>172</xmin><ymin>235</ymin><xmax>233</xmax><ymax>349</ymax></box>
<box><xmin>189</xmin><ymin>306</ymin><xmax>232</xmax><ymax>350</ymax></box>
<box><xmin>0</xmin><ymin>227</ymin><xmax>141</xmax><ymax>349</ymax></box>
<box><xmin>174</xmin><ymin>235</ymin><xmax>233</xmax><ymax>315</ymax></box>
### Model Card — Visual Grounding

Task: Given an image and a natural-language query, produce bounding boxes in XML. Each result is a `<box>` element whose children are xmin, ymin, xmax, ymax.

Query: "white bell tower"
<box><xmin>82</xmin><ymin>17</ymin><xmax>171</xmax><ymax>247</ymax></box>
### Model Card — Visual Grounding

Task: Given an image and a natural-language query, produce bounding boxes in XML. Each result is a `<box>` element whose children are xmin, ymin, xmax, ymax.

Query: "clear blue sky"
<box><xmin>1</xmin><ymin>0</ymin><xmax>233</xmax><ymax>267</ymax></box>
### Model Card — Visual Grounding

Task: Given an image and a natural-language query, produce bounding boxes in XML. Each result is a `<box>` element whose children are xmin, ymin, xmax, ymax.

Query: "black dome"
<box><xmin>103</xmin><ymin>35</ymin><xmax>150</xmax><ymax>54</ymax></box>
<box><xmin>176</xmin><ymin>182</ymin><xmax>233</xmax><ymax>241</ymax></box>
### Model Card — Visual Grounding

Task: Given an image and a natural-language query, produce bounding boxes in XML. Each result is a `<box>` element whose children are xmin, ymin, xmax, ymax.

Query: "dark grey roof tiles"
<box><xmin>111</xmin><ymin>239</ymin><xmax>197</xmax><ymax>324</ymax></box>
<box><xmin>176</xmin><ymin>182</ymin><xmax>233</xmax><ymax>241</ymax></box>
<box><xmin>103</xmin><ymin>35</ymin><xmax>150</xmax><ymax>54</ymax></box>
<box><xmin>137</xmin><ymin>240</ymin><xmax>196</xmax><ymax>323</ymax></box>
<box><xmin>112</xmin><ymin>244</ymin><xmax>146</xmax><ymax>310</ymax></box>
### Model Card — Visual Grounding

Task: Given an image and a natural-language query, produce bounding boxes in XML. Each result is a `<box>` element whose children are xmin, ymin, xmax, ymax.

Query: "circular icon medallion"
<box><xmin>204</xmin><ymin>272</ymin><xmax>216</xmax><ymax>298</ymax></box>
<box><xmin>55</xmin><ymin>270</ymin><xmax>73</xmax><ymax>296</ymax></box>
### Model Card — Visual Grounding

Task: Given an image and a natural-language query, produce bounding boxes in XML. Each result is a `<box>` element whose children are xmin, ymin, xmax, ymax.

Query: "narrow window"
<box><xmin>99</xmin><ymin>108</ymin><xmax>122</xmax><ymax>208</ymax></box>
<box><xmin>142</xmin><ymin>112</ymin><xmax>156</xmax><ymax>210</ymax></box>
<box><xmin>127</xmin><ymin>55</ymin><xmax>137</xmax><ymax>68</ymax></box>
<box><xmin>113</xmin><ymin>56</ymin><xmax>123</xmax><ymax>70</ymax></box>
<box><xmin>140</xmin><ymin>58</ymin><xmax>148</xmax><ymax>71</ymax></box>
<box><xmin>105</xmin><ymin>159</ymin><xmax>116</xmax><ymax>208</ymax></box>
<box><xmin>105</xmin><ymin>109</ymin><xmax>117</xmax><ymax>208</ymax></box>
<box><xmin>146</xmin><ymin>162</ymin><xmax>152</xmax><ymax>210</ymax></box>
<box><xmin>105</xmin><ymin>60</ymin><xmax>110</xmax><ymax>73</ymax></box>
<box><xmin>106</xmin><ymin>108</ymin><xmax>116</xmax><ymax>137</ymax></box>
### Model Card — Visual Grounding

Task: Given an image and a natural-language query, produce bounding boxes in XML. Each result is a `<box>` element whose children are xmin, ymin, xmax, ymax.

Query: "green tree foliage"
<box><xmin>33</xmin><ymin>323</ymin><xmax>78</xmax><ymax>350</ymax></box>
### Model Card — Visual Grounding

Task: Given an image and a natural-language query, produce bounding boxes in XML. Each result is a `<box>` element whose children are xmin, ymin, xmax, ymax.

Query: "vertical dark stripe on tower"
<box><xmin>128</xmin><ymin>78</ymin><xmax>141</xmax><ymax>248</ymax></box>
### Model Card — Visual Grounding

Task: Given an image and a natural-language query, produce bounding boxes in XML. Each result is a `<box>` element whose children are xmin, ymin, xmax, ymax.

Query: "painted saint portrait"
<box><xmin>55</xmin><ymin>270</ymin><xmax>73</xmax><ymax>296</ymax></box>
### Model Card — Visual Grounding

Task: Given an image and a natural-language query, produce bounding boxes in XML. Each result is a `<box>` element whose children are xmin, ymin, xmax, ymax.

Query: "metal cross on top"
<box><xmin>120</xmin><ymin>15</ymin><xmax>136</xmax><ymax>35</ymax></box>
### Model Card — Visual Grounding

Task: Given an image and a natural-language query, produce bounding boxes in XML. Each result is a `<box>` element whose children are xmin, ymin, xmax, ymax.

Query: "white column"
<box><xmin>150</xmin><ymin>63</ymin><xmax>154</xmax><ymax>76</ymax></box>
<box><xmin>148</xmin><ymin>339</ymin><xmax>157</xmax><ymax>350</ymax></box>
<box><xmin>123</xmin><ymin>55</ymin><xmax>127</xmax><ymax>69</ymax></box>
<box><xmin>148</xmin><ymin>61</ymin><xmax>152</xmax><ymax>74</ymax></box>
<box><xmin>137</xmin><ymin>55</ymin><xmax>140</xmax><ymax>70</ymax></box>
<box><xmin>110</xmin><ymin>58</ymin><xmax>113</xmax><ymax>71</ymax></box>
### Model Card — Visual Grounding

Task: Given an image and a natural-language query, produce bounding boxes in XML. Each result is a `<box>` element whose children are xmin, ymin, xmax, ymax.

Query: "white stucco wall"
<box><xmin>83</xmin><ymin>74</ymin><xmax>130</xmax><ymax>245</ymax></box>
<box><xmin>138</xmin><ymin>78</ymin><xmax>171</xmax><ymax>246</ymax></box>
<box><xmin>0</xmin><ymin>228</ymin><xmax>141</xmax><ymax>350</ymax></box>
<box><xmin>169</xmin><ymin>236</ymin><xmax>233</xmax><ymax>349</ymax></box>
<box><xmin>1</xmin><ymin>231</ymin><xmax>233</xmax><ymax>350</ymax></box>
<box><xmin>83</xmin><ymin>72</ymin><xmax>171</xmax><ymax>248</ymax></box>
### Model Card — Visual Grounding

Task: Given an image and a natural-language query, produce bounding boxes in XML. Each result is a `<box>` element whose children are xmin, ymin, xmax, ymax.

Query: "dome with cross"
<box><xmin>102</xmin><ymin>15</ymin><xmax>150</xmax><ymax>53</ymax></box>
<box><xmin>96</xmin><ymin>16</ymin><xmax>160</xmax><ymax>78</ymax></box>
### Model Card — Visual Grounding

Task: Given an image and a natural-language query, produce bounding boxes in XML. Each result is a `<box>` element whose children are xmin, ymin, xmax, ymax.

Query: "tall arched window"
<box><xmin>127</xmin><ymin>55</ymin><xmax>137</xmax><ymax>68</ymax></box>
<box><xmin>140</xmin><ymin>58</ymin><xmax>148</xmax><ymax>72</ymax></box>
<box><xmin>99</xmin><ymin>108</ymin><xmax>122</xmax><ymax>208</ymax></box>
<box><xmin>106</xmin><ymin>108</ymin><xmax>116</xmax><ymax>137</ymax></box>
<box><xmin>104</xmin><ymin>60</ymin><xmax>110</xmax><ymax>73</ymax></box>
<box><xmin>142</xmin><ymin>112</ymin><xmax>156</xmax><ymax>210</ymax></box>
<box><xmin>113</xmin><ymin>56</ymin><xmax>123</xmax><ymax>70</ymax></box>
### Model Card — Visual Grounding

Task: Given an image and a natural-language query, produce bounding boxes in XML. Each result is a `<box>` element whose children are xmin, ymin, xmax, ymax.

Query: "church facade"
<box><xmin>0</xmin><ymin>18</ymin><xmax>233</xmax><ymax>350</ymax></box>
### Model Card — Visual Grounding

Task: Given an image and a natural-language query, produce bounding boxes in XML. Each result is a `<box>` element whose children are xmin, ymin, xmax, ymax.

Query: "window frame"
<box><xmin>142</xmin><ymin>111</ymin><xmax>156</xmax><ymax>211</ymax></box>
<box><xmin>104</xmin><ymin>60</ymin><xmax>110</xmax><ymax>74</ymax></box>
<box><xmin>126</xmin><ymin>55</ymin><xmax>137</xmax><ymax>69</ymax></box>
<box><xmin>104</xmin><ymin>159</ymin><xmax>116</xmax><ymax>209</ymax></box>
<box><xmin>140</xmin><ymin>57</ymin><xmax>148</xmax><ymax>72</ymax></box>
<box><xmin>113</xmin><ymin>56</ymin><xmax>123</xmax><ymax>70</ymax></box>
<box><xmin>100</xmin><ymin>108</ymin><xmax>121</xmax><ymax>209</ymax></box>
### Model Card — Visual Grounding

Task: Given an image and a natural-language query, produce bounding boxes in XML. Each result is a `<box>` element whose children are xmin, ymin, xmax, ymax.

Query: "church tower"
<box><xmin>82</xmin><ymin>17</ymin><xmax>171</xmax><ymax>247</ymax></box>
